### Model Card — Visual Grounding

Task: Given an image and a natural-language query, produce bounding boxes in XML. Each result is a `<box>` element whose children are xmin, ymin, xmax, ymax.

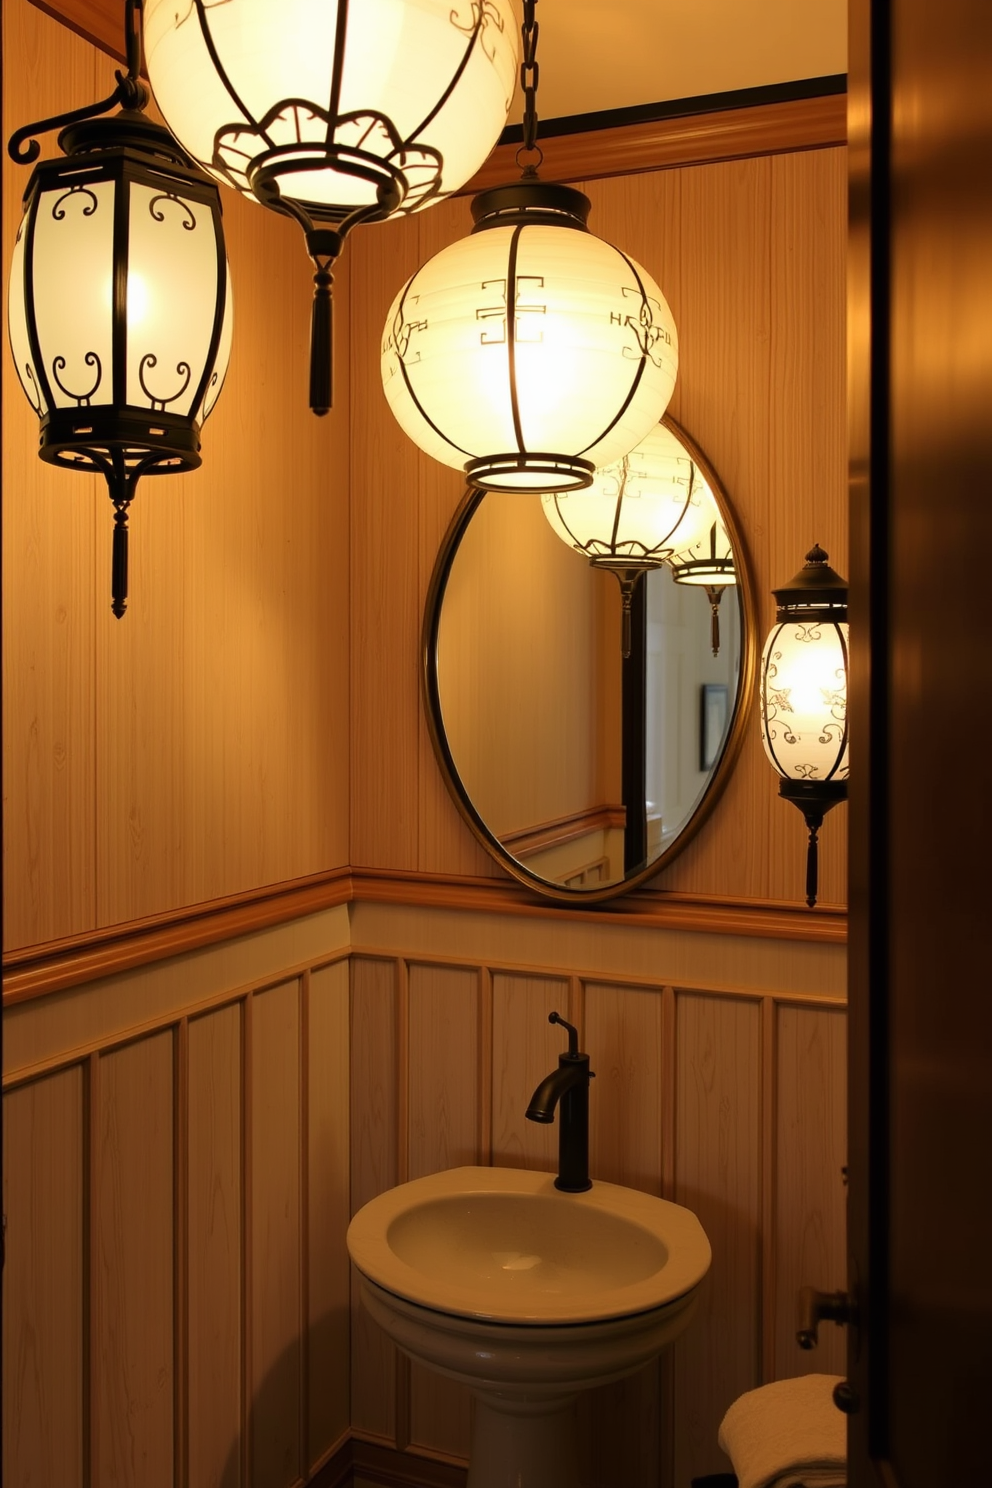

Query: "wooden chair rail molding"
<box><xmin>464</xmin><ymin>93</ymin><xmax>846</xmax><ymax>193</ymax></box>
<box><xmin>2</xmin><ymin>867</ymin><xmax>847</xmax><ymax>1006</ymax></box>
<box><xmin>29</xmin><ymin>0</ymin><xmax>846</xmax><ymax>185</ymax></box>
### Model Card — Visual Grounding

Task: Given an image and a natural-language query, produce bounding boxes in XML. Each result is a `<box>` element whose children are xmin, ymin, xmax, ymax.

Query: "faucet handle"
<box><xmin>549</xmin><ymin>1010</ymin><xmax>579</xmax><ymax>1056</ymax></box>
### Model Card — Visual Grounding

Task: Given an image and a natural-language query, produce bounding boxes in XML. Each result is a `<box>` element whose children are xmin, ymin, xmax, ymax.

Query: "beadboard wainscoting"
<box><xmin>2</xmin><ymin>907</ymin><xmax>353</xmax><ymax>1488</ymax></box>
<box><xmin>3</xmin><ymin>899</ymin><xmax>845</xmax><ymax>1488</ymax></box>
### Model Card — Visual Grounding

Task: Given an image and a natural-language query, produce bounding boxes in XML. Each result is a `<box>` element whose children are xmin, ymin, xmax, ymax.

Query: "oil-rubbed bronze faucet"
<box><xmin>525</xmin><ymin>1012</ymin><xmax>595</xmax><ymax>1192</ymax></box>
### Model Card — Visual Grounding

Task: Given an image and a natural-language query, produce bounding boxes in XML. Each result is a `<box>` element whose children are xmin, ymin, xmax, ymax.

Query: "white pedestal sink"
<box><xmin>347</xmin><ymin>1166</ymin><xmax>711</xmax><ymax>1488</ymax></box>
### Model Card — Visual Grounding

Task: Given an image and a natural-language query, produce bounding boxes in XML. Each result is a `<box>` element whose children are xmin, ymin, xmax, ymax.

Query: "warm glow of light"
<box><xmin>381</xmin><ymin>221</ymin><xmax>678</xmax><ymax>489</ymax></box>
<box><xmin>760</xmin><ymin>618</ymin><xmax>849</xmax><ymax>781</ymax></box>
<box><xmin>541</xmin><ymin>421</ymin><xmax>698</xmax><ymax>560</ymax></box>
<box><xmin>127</xmin><ymin>272</ymin><xmax>149</xmax><ymax>325</ymax></box>
<box><xmin>143</xmin><ymin>0</ymin><xmax>517</xmax><ymax>214</ymax></box>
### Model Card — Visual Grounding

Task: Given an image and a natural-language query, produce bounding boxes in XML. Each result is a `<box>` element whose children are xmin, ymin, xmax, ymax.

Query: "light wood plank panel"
<box><xmin>348</xmin><ymin>211</ymin><xmax>429</xmax><ymax>873</ymax></box>
<box><xmin>187</xmin><ymin>1004</ymin><xmax>242</xmax><ymax>1488</ymax></box>
<box><xmin>577</xmin><ymin>1364</ymin><xmax>662</xmax><ymax>1488</ymax></box>
<box><xmin>350</xmin><ymin>958</ymin><xmax>400</xmax><ymax>1443</ymax></box>
<box><xmin>585</xmin><ymin>981</ymin><xmax>664</xmax><ymax>1194</ymax></box>
<box><xmin>1</xmin><ymin>1067</ymin><xmax>85</xmax><ymax>1488</ymax></box>
<box><xmin>408</xmin><ymin>1368</ymin><xmax>472</xmax><ymax>1466</ymax></box>
<box><xmin>175</xmin><ymin>200</ymin><xmax>351</xmax><ymax>914</ymax></box>
<box><xmin>3</xmin><ymin>0</ymin><xmax>351</xmax><ymax>951</ymax></box>
<box><xmin>407</xmin><ymin>963</ymin><xmax>481</xmax><ymax>1180</ymax></box>
<box><xmin>94</xmin><ymin>188</ymin><xmax>351</xmax><ymax>929</ymax></box>
<box><xmin>773</xmin><ymin>1003</ymin><xmax>847</xmax><ymax>1380</ymax></box>
<box><xmin>406</xmin><ymin>962</ymin><xmax>478</xmax><ymax>1460</ymax></box>
<box><xmin>2</xmin><ymin>0</ymin><xmax>101</xmax><ymax>951</ymax></box>
<box><xmin>307</xmin><ymin>960</ymin><xmax>351</xmax><ymax>1468</ymax></box>
<box><xmin>491</xmin><ymin>974</ymin><xmax>571</xmax><ymax>1173</ymax></box>
<box><xmin>94</xmin><ymin>1032</ymin><xmax>175</xmax><ymax>1488</ymax></box>
<box><xmin>250</xmin><ymin>980</ymin><xmax>302</xmax><ymax>1488</ymax></box>
<box><xmin>672</xmin><ymin>992</ymin><xmax>762</xmax><ymax>1483</ymax></box>
<box><xmin>412</xmin><ymin>196</ymin><xmax>505</xmax><ymax>883</ymax></box>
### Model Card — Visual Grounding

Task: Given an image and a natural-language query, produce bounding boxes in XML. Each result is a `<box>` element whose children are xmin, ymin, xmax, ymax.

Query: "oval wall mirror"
<box><xmin>423</xmin><ymin>416</ymin><xmax>757</xmax><ymax>902</ymax></box>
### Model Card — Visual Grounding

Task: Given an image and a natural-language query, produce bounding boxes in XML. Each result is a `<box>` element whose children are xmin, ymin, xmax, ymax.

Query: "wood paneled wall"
<box><xmin>3</xmin><ymin>906</ymin><xmax>845</xmax><ymax>1488</ymax></box>
<box><xmin>4</xmin><ymin>5</ymin><xmax>850</xmax><ymax>1483</ymax></box>
<box><xmin>348</xmin><ymin>145</ymin><xmax>848</xmax><ymax>908</ymax></box>
<box><xmin>2</xmin><ymin>918</ymin><xmax>352</xmax><ymax>1488</ymax></box>
<box><xmin>2</xmin><ymin>0</ymin><xmax>352</xmax><ymax>954</ymax></box>
<box><xmin>348</xmin><ymin>938</ymin><xmax>847</xmax><ymax>1485</ymax></box>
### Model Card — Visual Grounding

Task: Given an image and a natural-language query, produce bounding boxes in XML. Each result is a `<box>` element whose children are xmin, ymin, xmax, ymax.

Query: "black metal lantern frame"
<box><xmin>762</xmin><ymin>544</ymin><xmax>849</xmax><ymax>907</ymax></box>
<box><xmin>7</xmin><ymin>0</ymin><xmax>229</xmax><ymax>618</ymax></box>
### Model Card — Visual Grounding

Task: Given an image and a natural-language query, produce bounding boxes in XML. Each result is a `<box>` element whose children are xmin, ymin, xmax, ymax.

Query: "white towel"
<box><xmin>717</xmin><ymin>1374</ymin><xmax>847</xmax><ymax>1488</ymax></box>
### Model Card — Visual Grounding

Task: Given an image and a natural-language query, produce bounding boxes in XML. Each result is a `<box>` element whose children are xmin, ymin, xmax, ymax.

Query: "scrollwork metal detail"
<box><xmin>52</xmin><ymin>185</ymin><xmax>99</xmax><ymax>221</ymax></box>
<box><xmin>450</xmin><ymin>0</ymin><xmax>506</xmax><ymax>63</ymax></box>
<box><xmin>52</xmin><ymin>351</ymin><xmax>102</xmax><ymax>404</ymax></box>
<box><xmin>22</xmin><ymin>362</ymin><xmax>43</xmax><ymax>415</ymax></box>
<box><xmin>613</xmin><ymin>286</ymin><xmax>673</xmax><ymax>367</ymax></box>
<box><xmin>149</xmin><ymin>192</ymin><xmax>196</xmax><ymax>230</ymax></box>
<box><xmin>138</xmin><ymin>354</ymin><xmax>192</xmax><ymax>410</ymax></box>
<box><xmin>385</xmin><ymin>296</ymin><xmax>427</xmax><ymax>369</ymax></box>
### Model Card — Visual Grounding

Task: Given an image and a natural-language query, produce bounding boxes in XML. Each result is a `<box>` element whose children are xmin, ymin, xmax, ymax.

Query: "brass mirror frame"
<box><xmin>422</xmin><ymin>415</ymin><xmax>759</xmax><ymax>903</ymax></box>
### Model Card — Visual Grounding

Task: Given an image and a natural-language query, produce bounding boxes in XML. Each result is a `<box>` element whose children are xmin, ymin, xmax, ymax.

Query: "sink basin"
<box><xmin>347</xmin><ymin>1167</ymin><xmax>711</xmax><ymax>1488</ymax></box>
<box><xmin>348</xmin><ymin>1164</ymin><xmax>711</xmax><ymax>1324</ymax></box>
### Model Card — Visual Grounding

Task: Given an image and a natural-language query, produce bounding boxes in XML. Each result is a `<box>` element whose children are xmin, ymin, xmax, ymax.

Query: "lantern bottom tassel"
<box><xmin>306</xmin><ymin>229</ymin><xmax>344</xmax><ymax>417</ymax></box>
<box><xmin>778</xmin><ymin>779</ymin><xmax>848</xmax><ymax>908</ymax></box>
<box><xmin>111</xmin><ymin>498</ymin><xmax>131</xmax><ymax>619</ymax></box>
<box><xmin>704</xmin><ymin>584</ymin><xmax>725</xmax><ymax>657</ymax></box>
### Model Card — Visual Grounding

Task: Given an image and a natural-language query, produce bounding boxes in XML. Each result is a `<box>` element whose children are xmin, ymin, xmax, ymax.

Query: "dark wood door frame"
<box><xmin>847</xmin><ymin>2</ymin><xmax>992</xmax><ymax>1484</ymax></box>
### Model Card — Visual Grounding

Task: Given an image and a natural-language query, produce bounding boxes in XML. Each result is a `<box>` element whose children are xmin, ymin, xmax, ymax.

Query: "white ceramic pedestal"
<box><xmin>359</xmin><ymin>1275</ymin><xmax>701</xmax><ymax>1488</ymax></box>
<box><xmin>468</xmin><ymin>1391</ymin><xmax>579</xmax><ymax>1488</ymax></box>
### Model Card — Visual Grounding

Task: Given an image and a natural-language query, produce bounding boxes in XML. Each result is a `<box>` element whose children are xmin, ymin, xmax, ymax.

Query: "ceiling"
<box><xmin>508</xmin><ymin>0</ymin><xmax>847</xmax><ymax>122</ymax></box>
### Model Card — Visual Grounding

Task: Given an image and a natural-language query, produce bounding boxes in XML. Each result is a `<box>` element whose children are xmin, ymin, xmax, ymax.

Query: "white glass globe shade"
<box><xmin>760</xmin><ymin>619</ymin><xmax>849</xmax><ymax>782</ymax></box>
<box><xmin>143</xmin><ymin>0</ymin><xmax>517</xmax><ymax>219</ymax></box>
<box><xmin>541</xmin><ymin>419</ymin><xmax>697</xmax><ymax>562</ymax></box>
<box><xmin>381</xmin><ymin>188</ymin><xmax>678</xmax><ymax>492</ymax></box>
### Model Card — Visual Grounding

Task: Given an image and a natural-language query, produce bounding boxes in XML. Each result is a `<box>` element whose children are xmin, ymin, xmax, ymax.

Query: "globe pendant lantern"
<box><xmin>540</xmin><ymin>419</ymin><xmax>696</xmax><ymax>655</ymax></box>
<box><xmin>655</xmin><ymin>451</ymin><xmax>735</xmax><ymax>656</ymax></box>
<box><xmin>142</xmin><ymin>0</ymin><xmax>518</xmax><ymax>414</ymax></box>
<box><xmin>381</xmin><ymin>180</ymin><xmax>678</xmax><ymax>495</ymax></box>
<box><xmin>7</xmin><ymin>0</ymin><xmax>232</xmax><ymax>618</ymax></box>
<box><xmin>380</xmin><ymin>0</ymin><xmax>678</xmax><ymax>494</ymax></box>
<box><xmin>759</xmin><ymin>544</ymin><xmax>849</xmax><ymax>907</ymax></box>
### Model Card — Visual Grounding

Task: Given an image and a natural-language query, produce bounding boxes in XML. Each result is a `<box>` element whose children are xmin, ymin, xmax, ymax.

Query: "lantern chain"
<box><xmin>516</xmin><ymin>0</ymin><xmax>544</xmax><ymax>176</ymax></box>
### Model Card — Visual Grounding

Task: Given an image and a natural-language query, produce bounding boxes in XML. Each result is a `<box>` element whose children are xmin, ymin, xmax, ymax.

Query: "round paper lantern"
<box><xmin>142</xmin><ymin>0</ymin><xmax>517</xmax><ymax>412</ymax></box>
<box><xmin>381</xmin><ymin>181</ymin><xmax>678</xmax><ymax>492</ymax></box>
<box><xmin>142</xmin><ymin>0</ymin><xmax>518</xmax><ymax>218</ymax></box>
<box><xmin>540</xmin><ymin>419</ymin><xmax>695</xmax><ymax>564</ymax></box>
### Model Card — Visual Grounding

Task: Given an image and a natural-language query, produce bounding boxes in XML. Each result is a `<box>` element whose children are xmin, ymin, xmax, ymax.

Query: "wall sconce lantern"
<box><xmin>540</xmin><ymin>421</ymin><xmax>696</xmax><ymax>655</ymax></box>
<box><xmin>380</xmin><ymin>0</ymin><xmax>678</xmax><ymax>494</ymax></box>
<box><xmin>759</xmin><ymin>544</ymin><xmax>849</xmax><ymax>907</ymax></box>
<box><xmin>142</xmin><ymin>0</ymin><xmax>517</xmax><ymax>414</ymax></box>
<box><xmin>7</xmin><ymin>0</ymin><xmax>232</xmax><ymax>618</ymax></box>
